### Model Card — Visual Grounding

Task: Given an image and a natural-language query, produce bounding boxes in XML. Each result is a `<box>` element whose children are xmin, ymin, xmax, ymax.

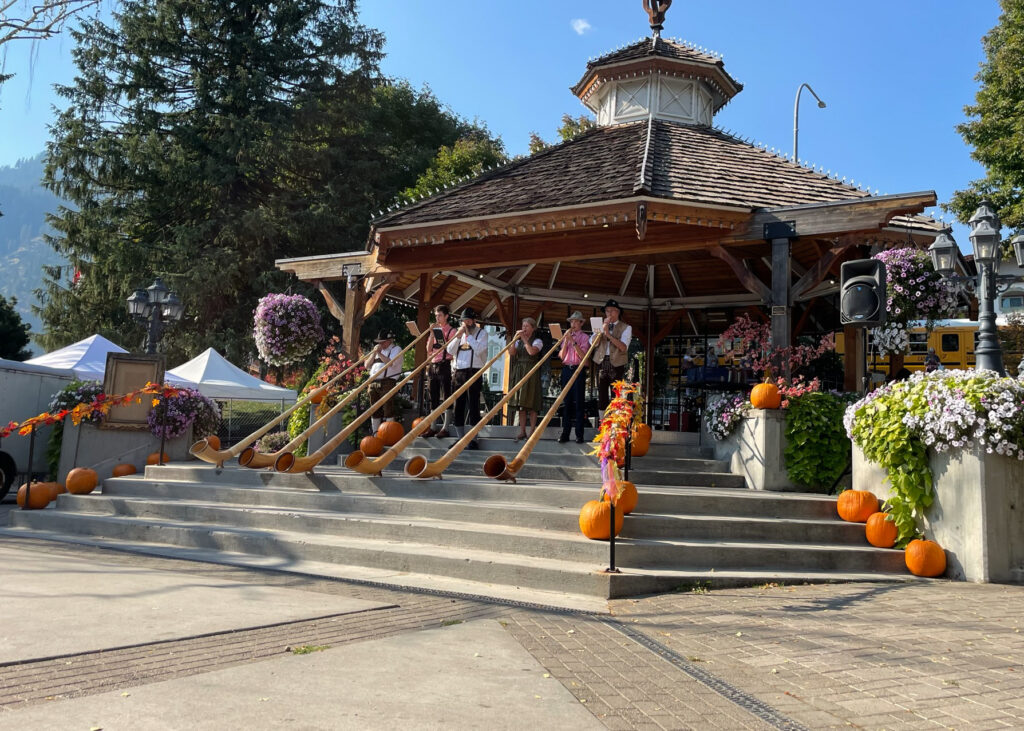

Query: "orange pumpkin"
<box><xmin>53</xmin><ymin>482</ymin><xmax>67</xmax><ymax>495</ymax></box>
<box><xmin>66</xmin><ymin>467</ymin><xmax>99</xmax><ymax>495</ymax></box>
<box><xmin>39</xmin><ymin>482</ymin><xmax>61</xmax><ymax>501</ymax></box>
<box><xmin>634</xmin><ymin>423</ymin><xmax>653</xmax><ymax>443</ymax></box>
<box><xmin>17</xmin><ymin>482</ymin><xmax>51</xmax><ymax>509</ymax></box>
<box><xmin>905</xmin><ymin>539</ymin><xmax>946</xmax><ymax>577</ymax></box>
<box><xmin>750</xmin><ymin>382</ymin><xmax>781</xmax><ymax>410</ymax></box>
<box><xmin>377</xmin><ymin>420</ymin><xmax>404</xmax><ymax>446</ymax></box>
<box><xmin>146</xmin><ymin>451</ymin><xmax>170</xmax><ymax>465</ymax></box>
<box><xmin>602</xmin><ymin>480</ymin><xmax>638</xmax><ymax>515</ymax></box>
<box><xmin>205</xmin><ymin>435</ymin><xmax>221</xmax><ymax>451</ymax></box>
<box><xmin>865</xmin><ymin>512</ymin><xmax>898</xmax><ymax>548</ymax></box>
<box><xmin>630</xmin><ymin>438</ymin><xmax>650</xmax><ymax>458</ymax></box>
<box><xmin>836</xmin><ymin>490</ymin><xmax>878</xmax><ymax>523</ymax></box>
<box><xmin>360</xmin><ymin>435</ymin><xmax>384</xmax><ymax>457</ymax></box>
<box><xmin>112</xmin><ymin>463</ymin><xmax>138</xmax><ymax>478</ymax></box>
<box><xmin>310</xmin><ymin>389</ymin><xmax>325</xmax><ymax>405</ymax></box>
<box><xmin>411</xmin><ymin>417</ymin><xmax>425</xmax><ymax>430</ymax></box>
<box><xmin>579</xmin><ymin>499</ymin><xmax>624</xmax><ymax>540</ymax></box>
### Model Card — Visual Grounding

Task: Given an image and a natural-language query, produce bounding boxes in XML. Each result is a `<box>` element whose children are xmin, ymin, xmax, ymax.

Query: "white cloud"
<box><xmin>571</xmin><ymin>18</ymin><xmax>592</xmax><ymax>35</ymax></box>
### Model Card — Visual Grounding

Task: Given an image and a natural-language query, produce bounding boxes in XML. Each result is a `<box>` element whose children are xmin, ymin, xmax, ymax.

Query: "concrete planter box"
<box><xmin>710</xmin><ymin>409</ymin><xmax>801</xmax><ymax>492</ymax></box>
<box><xmin>854</xmin><ymin>444</ymin><xmax>1024</xmax><ymax>583</ymax></box>
<box><xmin>58</xmin><ymin>422</ymin><xmax>193</xmax><ymax>484</ymax></box>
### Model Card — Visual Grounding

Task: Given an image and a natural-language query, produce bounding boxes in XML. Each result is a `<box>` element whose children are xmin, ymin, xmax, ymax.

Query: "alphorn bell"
<box><xmin>483</xmin><ymin>333</ymin><xmax>603</xmax><ymax>483</ymax></box>
<box><xmin>274</xmin><ymin>348</ymin><xmax>432</xmax><ymax>474</ymax></box>
<box><xmin>237</xmin><ymin>323</ymin><xmax>425</xmax><ymax>469</ymax></box>
<box><xmin>190</xmin><ymin>351</ymin><xmax>366</xmax><ymax>468</ymax></box>
<box><xmin>347</xmin><ymin>329</ymin><xmax>537</xmax><ymax>476</ymax></box>
<box><xmin>405</xmin><ymin>327</ymin><xmax>568</xmax><ymax>479</ymax></box>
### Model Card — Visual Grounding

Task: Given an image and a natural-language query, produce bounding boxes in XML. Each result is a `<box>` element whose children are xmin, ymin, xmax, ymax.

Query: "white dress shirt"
<box><xmin>369</xmin><ymin>344</ymin><xmax>403</xmax><ymax>380</ymax></box>
<box><xmin>446</xmin><ymin>326</ymin><xmax>489</xmax><ymax>369</ymax></box>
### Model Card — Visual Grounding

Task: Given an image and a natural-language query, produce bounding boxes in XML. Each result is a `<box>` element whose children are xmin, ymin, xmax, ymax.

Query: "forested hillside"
<box><xmin>0</xmin><ymin>153</ymin><xmax>65</xmax><ymax>351</ymax></box>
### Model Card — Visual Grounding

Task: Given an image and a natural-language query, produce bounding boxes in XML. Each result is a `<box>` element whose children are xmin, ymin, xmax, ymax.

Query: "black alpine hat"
<box><xmin>603</xmin><ymin>299</ymin><xmax>622</xmax><ymax>312</ymax></box>
<box><xmin>460</xmin><ymin>307</ymin><xmax>478</xmax><ymax>321</ymax></box>
<box><xmin>374</xmin><ymin>331</ymin><xmax>395</xmax><ymax>343</ymax></box>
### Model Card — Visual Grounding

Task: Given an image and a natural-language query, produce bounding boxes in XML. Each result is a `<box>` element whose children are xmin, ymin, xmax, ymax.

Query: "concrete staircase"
<box><xmin>3</xmin><ymin>427</ymin><xmax>913</xmax><ymax>607</ymax></box>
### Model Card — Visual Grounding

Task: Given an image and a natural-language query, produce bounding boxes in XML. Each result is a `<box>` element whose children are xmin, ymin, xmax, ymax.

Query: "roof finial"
<box><xmin>643</xmin><ymin>0</ymin><xmax>672</xmax><ymax>38</ymax></box>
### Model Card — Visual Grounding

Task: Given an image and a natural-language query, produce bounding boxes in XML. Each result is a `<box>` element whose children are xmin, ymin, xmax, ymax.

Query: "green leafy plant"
<box><xmin>291</xmin><ymin>644</ymin><xmax>329</xmax><ymax>654</ymax></box>
<box><xmin>286</xmin><ymin>403</ymin><xmax>310</xmax><ymax>458</ymax></box>
<box><xmin>783</xmin><ymin>392</ymin><xmax>855</xmax><ymax>490</ymax></box>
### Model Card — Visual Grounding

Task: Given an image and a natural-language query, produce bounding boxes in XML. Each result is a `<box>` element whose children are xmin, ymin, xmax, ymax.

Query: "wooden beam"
<box><xmin>427</xmin><ymin>275</ymin><xmax>456</xmax><ymax>307</ymax></box>
<box><xmin>363</xmin><ymin>282</ymin><xmax>393</xmax><ymax>320</ymax></box>
<box><xmin>342</xmin><ymin>282</ymin><xmax>366</xmax><ymax>361</ymax></box>
<box><xmin>792</xmin><ymin>243</ymin><xmax>854</xmax><ymax>299</ymax></box>
<box><xmin>547</xmin><ymin>262</ymin><xmax>561</xmax><ymax>289</ymax></box>
<box><xmin>530</xmin><ymin>300</ymin><xmax>551</xmax><ymax>324</ymax></box>
<box><xmin>668</xmin><ymin>263</ymin><xmax>686</xmax><ymax>297</ymax></box>
<box><xmin>489</xmin><ymin>290</ymin><xmax>514</xmax><ymax>336</ymax></box>
<box><xmin>450</xmin><ymin>286</ymin><xmax>483</xmax><ymax>313</ymax></box>
<box><xmin>415</xmin><ymin>273</ymin><xmax>432</xmax><ymax>405</ymax></box>
<box><xmin>647</xmin><ymin>265</ymin><xmax>655</xmax><ymax>300</ymax></box>
<box><xmin>618</xmin><ymin>263</ymin><xmax>637</xmax><ymax>296</ymax></box>
<box><xmin>793</xmin><ymin>297</ymin><xmax>818</xmax><ymax>338</ymax></box>
<box><xmin>313</xmin><ymin>280</ymin><xmax>345</xmax><ymax>324</ymax></box>
<box><xmin>708</xmin><ymin>245</ymin><xmax>772</xmax><ymax>303</ymax></box>
<box><xmin>509</xmin><ymin>263</ymin><xmax>536</xmax><ymax>286</ymax></box>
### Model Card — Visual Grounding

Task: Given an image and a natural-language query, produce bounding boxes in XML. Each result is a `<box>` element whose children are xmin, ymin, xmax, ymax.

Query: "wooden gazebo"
<box><xmin>278</xmin><ymin>14</ymin><xmax>940</xmax><ymax>395</ymax></box>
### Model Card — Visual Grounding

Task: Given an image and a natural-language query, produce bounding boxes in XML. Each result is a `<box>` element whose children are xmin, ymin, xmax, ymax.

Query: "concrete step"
<box><xmin>450</xmin><ymin>425</ymin><xmax>703</xmax><ymax>447</ymax></box>
<box><xmin>106</xmin><ymin>469</ymin><xmax>839</xmax><ymax>520</ymax></box>
<box><xmin>57</xmin><ymin>491</ymin><xmax>872</xmax><ymax>551</ymax></box>
<box><xmin>7</xmin><ymin>506</ymin><xmax>908</xmax><ymax>596</ymax></box>
<box><xmin>397</xmin><ymin>442</ymin><xmax>728</xmax><ymax>473</ymax></box>
<box><xmin>403</xmin><ymin>436</ymin><xmax>714</xmax><ymax>461</ymax></box>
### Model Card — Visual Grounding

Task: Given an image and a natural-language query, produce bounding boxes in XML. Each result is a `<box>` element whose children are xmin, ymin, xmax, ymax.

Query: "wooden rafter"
<box><xmin>547</xmin><ymin>262</ymin><xmax>561</xmax><ymax>289</ymax></box>
<box><xmin>792</xmin><ymin>242</ymin><xmax>855</xmax><ymax>298</ymax></box>
<box><xmin>489</xmin><ymin>290</ymin><xmax>514</xmax><ymax>335</ymax></box>
<box><xmin>428</xmin><ymin>275</ymin><xmax>457</xmax><ymax>308</ymax></box>
<box><xmin>708</xmin><ymin>246</ymin><xmax>771</xmax><ymax>303</ymax></box>
<box><xmin>668</xmin><ymin>263</ymin><xmax>685</xmax><ymax>297</ymax></box>
<box><xmin>313</xmin><ymin>280</ymin><xmax>345</xmax><ymax>324</ymax></box>
<box><xmin>618</xmin><ymin>264</ymin><xmax>637</xmax><ymax>296</ymax></box>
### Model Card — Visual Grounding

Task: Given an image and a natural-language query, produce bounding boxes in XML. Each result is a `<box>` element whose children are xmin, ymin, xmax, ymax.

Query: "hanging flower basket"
<box><xmin>253</xmin><ymin>293</ymin><xmax>323</xmax><ymax>366</ymax></box>
<box><xmin>148</xmin><ymin>388</ymin><xmax>221</xmax><ymax>440</ymax></box>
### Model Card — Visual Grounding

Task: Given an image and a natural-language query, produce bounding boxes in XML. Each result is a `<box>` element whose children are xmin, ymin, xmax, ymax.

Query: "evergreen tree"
<box><xmin>0</xmin><ymin>294</ymin><xmax>32</xmax><ymax>360</ymax></box>
<box><xmin>39</xmin><ymin>2</ymin><xmax>487</xmax><ymax>368</ymax></box>
<box><xmin>948</xmin><ymin>0</ymin><xmax>1024</xmax><ymax>235</ymax></box>
<box><xmin>398</xmin><ymin>129</ymin><xmax>507</xmax><ymax>202</ymax></box>
<box><xmin>528</xmin><ymin>113</ymin><xmax>596</xmax><ymax>154</ymax></box>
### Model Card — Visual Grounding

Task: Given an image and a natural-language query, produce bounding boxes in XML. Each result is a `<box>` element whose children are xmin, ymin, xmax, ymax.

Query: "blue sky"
<box><xmin>0</xmin><ymin>0</ymin><xmax>1003</xmax><ymax>245</ymax></box>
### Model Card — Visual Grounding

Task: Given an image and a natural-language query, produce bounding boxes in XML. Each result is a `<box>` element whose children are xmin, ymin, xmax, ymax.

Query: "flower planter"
<box><xmin>854</xmin><ymin>443</ymin><xmax>1024</xmax><ymax>583</ymax></box>
<box><xmin>57</xmin><ymin>422</ymin><xmax>193</xmax><ymax>484</ymax></box>
<box><xmin>711</xmin><ymin>410</ymin><xmax>803</xmax><ymax>492</ymax></box>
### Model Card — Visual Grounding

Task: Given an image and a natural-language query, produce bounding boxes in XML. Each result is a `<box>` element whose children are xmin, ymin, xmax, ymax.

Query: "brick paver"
<box><xmin>2</xmin><ymin>534</ymin><xmax>1024</xmax><ymax>730</ymax></box>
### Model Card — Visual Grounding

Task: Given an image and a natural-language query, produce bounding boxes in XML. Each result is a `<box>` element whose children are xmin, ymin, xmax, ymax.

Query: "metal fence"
<box><xmin>216</xmin><ymin>399</ymin><xmax>290</xmax><ymax>447</ymax></box>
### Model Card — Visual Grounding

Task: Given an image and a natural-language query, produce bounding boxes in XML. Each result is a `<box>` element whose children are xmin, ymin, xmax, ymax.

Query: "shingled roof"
<box><xmin>373</xmin><ymin>119</ymin><xmax>868</xmax><ymax>229</ymax></box>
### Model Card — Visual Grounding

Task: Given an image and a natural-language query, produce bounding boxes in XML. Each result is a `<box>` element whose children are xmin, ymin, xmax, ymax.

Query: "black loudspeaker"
<box><xmin>840</xmin><ymin>259</ymin><xmax>887</xmax><ymax>327</ymax></box>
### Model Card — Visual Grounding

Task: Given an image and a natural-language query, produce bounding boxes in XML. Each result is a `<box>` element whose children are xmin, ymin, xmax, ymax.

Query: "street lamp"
<box><xmin>928</xmin><ymin>202</ymin><xmax>1020</xmax><ymax>376</ymax></box>
<box><xmin>1010</xmin><ymin>231</ymin><xmax>1024</xmax><ymax>268</ymax></box>
<box><xmin>793</xmin><ymin>83</ymin><xmax>826</xmax><ymax>162</ymax></box>
<box><xmin>126</xmin><ymin>277</ymin><xmax>184</xmax><ymax>354</ymax></box>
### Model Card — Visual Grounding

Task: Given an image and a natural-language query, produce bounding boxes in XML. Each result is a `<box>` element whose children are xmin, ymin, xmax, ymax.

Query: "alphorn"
<box><xmin>275</xmin><ymin>350</ymin><xmax>432</xmax><ymax>474</ymax></box>
<box><xmin>405</xmin><ymin>327</ymin><xmax>569</xmax><ymax>479</ymax></box>
<box><xmin>237</xmin><ymin>323</ymin><xmax>425</xmax><ymax>469</ymax></box>
<box><xmin>190</xmin><ymin>354</ymin><xmax>365</xmax><ymax>468</ymax></box>
<box><xmin>345</xmin><ymin>330</ymin><xmax>528</xmax><ymax>475</ymax></box>
<box><xmin>483</xmin><ymin>333</ymin><xmax>603</xmax><ymax>483</ymax></box>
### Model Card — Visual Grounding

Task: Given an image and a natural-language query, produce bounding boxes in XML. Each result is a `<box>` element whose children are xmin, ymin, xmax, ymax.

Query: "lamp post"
<box><xmin>928</xmin><ymin>201</ymin><xmax>1023</xmax><ymax>376</ymax></box>
<box><xmin>793</xmin><ymin>83</ymin><xmax>826</xmax><ymax>162</ymax></box>
<box><xmin>126</xmin><ymin>277</ymin><xmax>184</xmax><ymax>354</ymax></box>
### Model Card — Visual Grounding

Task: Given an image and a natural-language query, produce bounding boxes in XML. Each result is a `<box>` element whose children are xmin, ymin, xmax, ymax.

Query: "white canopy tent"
<box><xmin>167</xmin><ymin>348</ymin><xmax>296</xmax><ymax>402</ymax></box>
<box><xmin>24</xmin><ymin>334</ymin><xmax>195</xmax><ymax>386</ymax></box>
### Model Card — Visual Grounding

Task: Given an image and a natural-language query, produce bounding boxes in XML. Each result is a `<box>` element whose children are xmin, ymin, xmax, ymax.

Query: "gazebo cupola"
<box><xmin>571</xmin><ymin>35</ymin><xmax>743</xmax><ymax>128</ymax></box>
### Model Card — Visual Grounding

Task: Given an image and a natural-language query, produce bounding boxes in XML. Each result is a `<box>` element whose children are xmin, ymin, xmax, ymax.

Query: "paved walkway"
<box><xmin>1</xmin><ymin>532</ymin><xmax>1023</xmax><ymax>730</ymax></box>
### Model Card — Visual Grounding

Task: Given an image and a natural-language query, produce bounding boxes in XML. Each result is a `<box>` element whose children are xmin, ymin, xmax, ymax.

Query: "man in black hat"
<box><xmin>591</xmin><ymin>299</ymin><xmax>632</xmax><ymax>424</ymax></box>
<box><xmin>445</xmin><ymin>308</ymin><xmax>488</xmax><ymax>448</ymax></box>
<box><xmin>363</xmin><ymin>331</ymin><xmax>403</xmax><ymax>435</ymax></box>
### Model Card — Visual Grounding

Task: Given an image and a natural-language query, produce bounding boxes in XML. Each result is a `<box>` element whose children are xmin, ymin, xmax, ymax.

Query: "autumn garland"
<box><xmin>0</xmin><ymin>382</ymin><xmax>181</xmax><ymax>438</ymax></box>
<box><xmin>589</xmin><ymin>380</ymin><xmax>639</xmax><ymax>506</ymax></box>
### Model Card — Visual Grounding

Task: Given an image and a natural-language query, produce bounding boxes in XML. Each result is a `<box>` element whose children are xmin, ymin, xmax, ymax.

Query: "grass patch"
<box><xmin>675</xmin><ymin>581</ymin><xmax>710</xmax><ymax>595</ymax></box>
<box><xmin>291</xmin><ymin>644</ymin><xmax>330</xmax><ymax>655</ymax></box>
<box><xmin>441</xmin><ymin>619</ymin><xmax>464</xmax><ymax>627</ymax></box>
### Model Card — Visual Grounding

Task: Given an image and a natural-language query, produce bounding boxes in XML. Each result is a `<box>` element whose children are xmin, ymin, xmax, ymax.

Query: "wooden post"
<box><xmin>843</xmin><ymin>325</ymin><xmax>864</xmax><ymax>393</ymax></box>
<box><xmin>645</xmin><ymin>307</ymin><xmax>656</xmax><ymax>425</ymax></box>
<box><xmin>342</xmin><ymin>280</ymin><xmax>367</xmax><ymax>361</ymax></box>
<box><xmin>767</xmin><ymin>229</ymin><xmax>794</xmax><ymax>379</ymax></box>
<box><xmin>415</xmin><ymin>273</ymin><xmax>433</xmax><ymax>407</ymax></box>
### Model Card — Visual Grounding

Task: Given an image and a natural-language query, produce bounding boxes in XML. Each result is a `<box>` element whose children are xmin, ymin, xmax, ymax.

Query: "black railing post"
<box><xmin>606</xmin><ymin>501</ymin><xmax>618</xmax><ymax>573</ymax></box>
<box><xmin>24</xmin><ymin>426</ymin><xmax>36</xmax><ymax>506</ymax></box>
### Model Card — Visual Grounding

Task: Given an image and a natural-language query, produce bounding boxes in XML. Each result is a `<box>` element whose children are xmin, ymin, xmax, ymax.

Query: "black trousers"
<box><xmin>427</xmin><ymin>361</ymin><xmax>452</xmax><ymax>411</ymax></box>
<box><xmin>452</xmin><ymin>368</ymin><xmax>482</xmax><ymax>428</ymax></box>
<box><xmin>597</xmin><ymin>363</ymin><xmax>625</xmax><ymax>410</ymax></box>
<box><xmin>367</xmin><ymin>377</ymin><xmax>397</xmax><ymax>418</ymax></box>
<box><xmin>560</xmin><ymin>365</ymin><xmax>586</xmax><ymax>439</ymax></box>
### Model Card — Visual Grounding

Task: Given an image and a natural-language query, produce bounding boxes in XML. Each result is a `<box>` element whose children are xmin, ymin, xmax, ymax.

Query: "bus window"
<box><xmin>1001</xmin><ymin>295</ymin><xmax>1023</xmax><ymax>312</ymax></box>
<box><xmin>908</xmin><ymin>332</ymin><xmax>928</xmax><ymax>356</ymax></box>
<box><xmin>940</xmin><ymin>333</ymin><xmax>959</xmax><ymax>353</ymax></box>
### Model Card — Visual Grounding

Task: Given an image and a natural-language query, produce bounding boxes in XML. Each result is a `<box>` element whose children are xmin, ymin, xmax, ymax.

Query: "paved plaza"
<box><xmin>1</xmin><ymin>526</ymin><xmax>1023</xmax><ymax>731</ymax></box>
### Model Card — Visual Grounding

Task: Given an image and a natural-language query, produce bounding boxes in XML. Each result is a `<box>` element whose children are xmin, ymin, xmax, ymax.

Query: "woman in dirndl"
<box><xmin>509</xmin><ymin>317</ymin><xmax>543</xmax><ymax>440</ymax></box>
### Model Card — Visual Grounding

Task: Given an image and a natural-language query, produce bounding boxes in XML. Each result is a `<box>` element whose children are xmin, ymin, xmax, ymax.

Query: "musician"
<box><xmin>363</xmin><ymin>331</ymin><xmax>403</xmax><ymax>435</ymax></box>
<box><xmin>558</xmin><ymin>311</ymin><xmax>591</xmax><ymax>444</ymax></box>
<box><xmin>445</xmin><ymin>308</ymin><xmax>489</xmax><ymax>449</ymax></box>
<box><xmin>423</xmin><ymin>304</ymin><xmax>456</xmax><ymax>438</ymax></box>
<box><xmin>591</xmin><ymin>299</ymin><xmax>632</xmax><ymax>423</ymax></box>
<box><xmin>509</xmin><ymin>317</ymin><xmax>543</xmax><ymax>441</ymax></box>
